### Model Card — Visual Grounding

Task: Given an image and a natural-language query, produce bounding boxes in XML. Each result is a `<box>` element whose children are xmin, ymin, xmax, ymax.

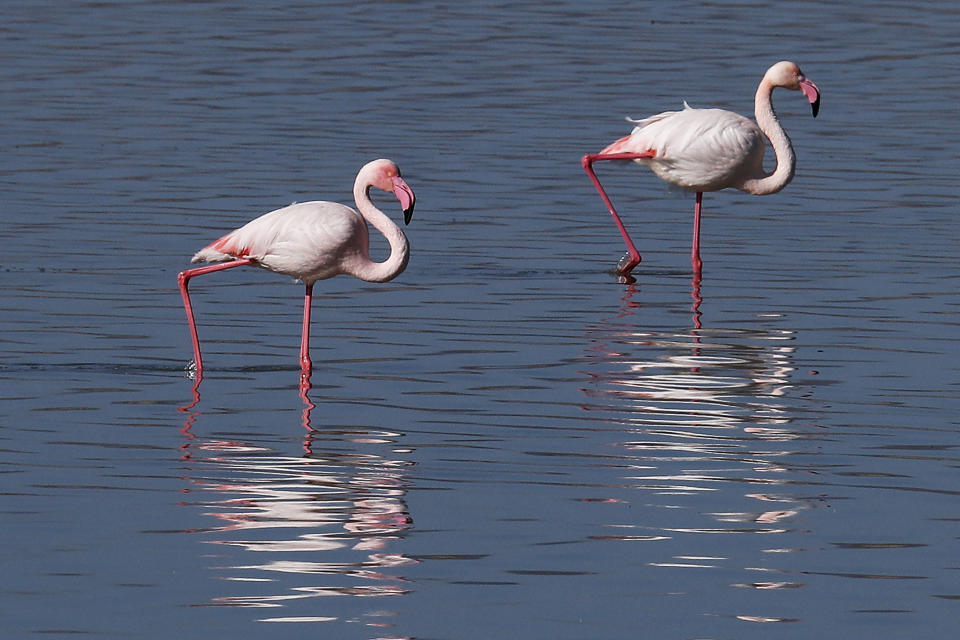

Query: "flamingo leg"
<box><xmin>177</xmin><ymin>258</ymin><xmax>255</xmax><ymax>375</ymax></box>
<box><xmin>299</xmin><ymin>282</ymin><xmax>314</xmax><ymax>376</ymax></box>
<box><xmin>692</xmin><ymin>191</ymin><xmax>703</xmax><ymax>275</ymax></box>
<box><xmin>581</xmin><ymin>151</ymin><xmax>656</xmax><ymax>280</ymax></box>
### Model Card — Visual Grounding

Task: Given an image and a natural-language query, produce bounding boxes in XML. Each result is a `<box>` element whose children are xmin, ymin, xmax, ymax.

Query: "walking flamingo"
<box><xmin>177</xmin><ymin>158</ymin><xmax>416</xmax><ymax>377</ymax></box>
<box><xmin>581</xmin><ymin>61</ymin><xmax>820</xmax><ymax>281</ymax></box>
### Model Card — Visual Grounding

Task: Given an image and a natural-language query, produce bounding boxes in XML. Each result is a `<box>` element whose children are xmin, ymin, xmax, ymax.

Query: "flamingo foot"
<box><xmin>615</xmin><ymin>250</ymin><xmax>641</xmax><ymax>283</ymax></box>
<box><xmin>300</xmin><ymin>355</ymin><xmax>313</xmax><ymax>377</ymax></box>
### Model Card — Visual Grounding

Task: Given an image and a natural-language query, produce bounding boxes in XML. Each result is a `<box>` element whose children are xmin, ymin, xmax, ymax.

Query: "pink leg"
<box><xmin>581</xmin><ymin>151</ymin><xmax>656</xmax><ymax>280</ymax></box>
<box><xmin>299</xmin><ymin>282</ymin><xmax>314</xmax><ymax>376</ymax></box>
<box><xmin>692</xmin><ymin>191</ymin><xmax>703</xmax><ymax>275</ymax></box>
<box><xmin>177</xmin><ymin>258</ymin><xmax>254</xmax><ymax>375</ymax></box>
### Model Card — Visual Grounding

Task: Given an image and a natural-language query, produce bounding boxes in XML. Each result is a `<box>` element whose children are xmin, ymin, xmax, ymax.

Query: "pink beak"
<box><xmin>799</xmin><ymin>76</ymin><xmax>821</xmax><ymax>118</ymax></box>
<box><xmin>391</xmin><ymin>175</ymin><xmax>416</xmax><ymax>225</ymax></box>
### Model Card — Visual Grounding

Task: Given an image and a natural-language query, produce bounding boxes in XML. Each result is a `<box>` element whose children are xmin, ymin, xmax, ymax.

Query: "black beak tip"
<box><xmin>811</xmin><ymin>97</ymin><xmax>821</xmax><ymax>118</ymax></box>
<box><xmin>403</xmin><ymin>205</ymin><xmax>414</xmax><ymax>225</ymax></box>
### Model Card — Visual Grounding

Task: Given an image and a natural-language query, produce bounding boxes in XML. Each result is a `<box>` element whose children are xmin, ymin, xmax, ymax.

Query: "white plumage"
<box><xmin>192</xmin><ymin>201</ymin><xmax>378</xmax><ymax>284</ymax></box>
<box><xmin>617</xmin><ymin>103</ymin><xmax>767</xmax><ymax>192</ymax></box>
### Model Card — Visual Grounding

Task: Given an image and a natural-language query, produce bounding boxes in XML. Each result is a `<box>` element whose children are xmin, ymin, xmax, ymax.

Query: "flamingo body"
<box><xmin>581</xmin><ymin>61</ymin><xmax>821</xmax><ymax>281</ymax></box>
<box><xmin>603</xmin><ymin>105</ymin><xmax>767</xmax><ymax>193</ymax></box>
<box><xmin>193</xmin><ymin>200</ymin><xmax>385</xmax><ymax>284</ymax></box>
<box><xmin>178</xmin><ymin>158</ymin><xmax>416</xmax><ymax>376</ymax></box>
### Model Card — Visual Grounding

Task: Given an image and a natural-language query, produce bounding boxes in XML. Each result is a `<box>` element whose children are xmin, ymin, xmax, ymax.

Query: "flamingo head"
<box><xmin>364</xmin><ymin>158</ymin><xmax>416</xmax><ymax>225</ymax></box>
<box><xmin>766</xmin><ymin>61</ymin><xmax>821</xmax><ymax>118</ymax></box>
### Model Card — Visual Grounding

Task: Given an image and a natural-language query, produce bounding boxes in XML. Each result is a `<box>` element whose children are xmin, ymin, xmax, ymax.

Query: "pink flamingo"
<box><xmin>582</xmin><ymin>61</ymin><xmax>820</xmax><ymax>281</ymax></box>
<box><xmin>178</xmin><ymin>158</ymin><xmax>416</xmax><ymax>377</ymax></box>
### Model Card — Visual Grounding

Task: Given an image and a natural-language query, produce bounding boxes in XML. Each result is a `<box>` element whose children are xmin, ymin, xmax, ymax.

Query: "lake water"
<box><xmin>2</xmin><ymin>1</ymin><xmax>958</xmax><ymax>638</ymax></box>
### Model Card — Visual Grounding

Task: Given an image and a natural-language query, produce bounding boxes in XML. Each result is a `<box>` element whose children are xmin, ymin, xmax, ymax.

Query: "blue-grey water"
<box><xmin>2</xmin><ymin>1</ymin><xmax>958</xmax><ymax>638</ymax></box>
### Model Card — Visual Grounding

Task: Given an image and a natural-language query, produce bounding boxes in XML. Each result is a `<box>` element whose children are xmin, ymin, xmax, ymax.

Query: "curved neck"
<box><xmin>352</xmin><ymin>181</ymin><xmax>409</xmax><ymax>283</ymax></box>
<box><xmin>740</xmin><ymin>79</ymin><xmax>796</xmax><ymax>195</ymax></box>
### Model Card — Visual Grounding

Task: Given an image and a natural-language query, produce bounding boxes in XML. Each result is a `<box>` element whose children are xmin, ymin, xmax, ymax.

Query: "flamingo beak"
<box><xmin>391</xmin><ymin>175</ymin><xmax>416</xmax><ymax>225</ymax></box>
<box><xmin>799</xmin><ymin>76</ymin><xmax>821</xmax><ymax>118</ymax></box>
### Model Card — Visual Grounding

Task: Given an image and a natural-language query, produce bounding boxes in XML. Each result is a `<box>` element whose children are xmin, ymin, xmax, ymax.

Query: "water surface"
<box><xmin>2</xmin><ymin>1</ymin><xmax>959</xmax><ymax>638</ymax></box>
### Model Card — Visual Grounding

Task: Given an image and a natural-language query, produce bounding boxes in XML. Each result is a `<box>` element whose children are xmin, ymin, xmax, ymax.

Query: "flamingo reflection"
<box><xmin>581</xmin><ymin>277</ymin><xmax>826</xmax><ymax>540</ymax></box>
<box><xmin>179</xmin><ymin>370</ymin><xmax>318</xmax><ymax>457</ymax></box>
<box><xmin>176</xmin><ymin>375</ymin><xmax>416</xmax><ymax>620</ymax></box>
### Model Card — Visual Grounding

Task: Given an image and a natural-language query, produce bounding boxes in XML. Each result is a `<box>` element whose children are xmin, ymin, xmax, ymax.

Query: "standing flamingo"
<box><xmin>581</xmin><ymin>61</ymin><xmax>820</xmax><ymax>281</ymax></box>
<box><xmin>177</xmin><ymin>158</ymin><xmax>416</xmax><ymax>377</ymax></box>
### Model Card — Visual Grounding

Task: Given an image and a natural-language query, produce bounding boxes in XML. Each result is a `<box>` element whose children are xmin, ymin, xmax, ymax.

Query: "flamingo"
<box><xmin>581</xmin><ymin>60</ymin><xmax>820</xmax><ymax>281</ymax></box>
<box><xmin>177</xmin><ymin>158</ymin><xmax>416</xmax><ymax>377</ymax></box>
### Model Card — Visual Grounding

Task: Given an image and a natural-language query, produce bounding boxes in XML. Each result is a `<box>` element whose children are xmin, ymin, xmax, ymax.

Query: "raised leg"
<box><xmin>581</xmin><ymin>151</ymin><xmax>656</xmax><ymax>281</ymax></box>
<box><xmin>177</xmin><ymin>258</ymin><xmax>254</xmax><ymax>375</ymax></box>
<box><xmin>692</xmin><ymin>191</ymin><xmax>703</xmax><ymax>275</ymax></box>
<box><xmin>299</xmin><ymin>282</ymin><xmax>314</xmax><ymax>376</ymax></box>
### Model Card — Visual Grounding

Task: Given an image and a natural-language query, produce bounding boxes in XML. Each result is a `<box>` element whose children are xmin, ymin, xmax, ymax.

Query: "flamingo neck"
<box><xmin>352</xmin><ymin>181</ymin><xmax>409</xmax><ymax>283</ymax></box>
<box><xmin>740</xmin><ymin>78</ymin><xmax>796</xmax><ymax>195</ymax></box>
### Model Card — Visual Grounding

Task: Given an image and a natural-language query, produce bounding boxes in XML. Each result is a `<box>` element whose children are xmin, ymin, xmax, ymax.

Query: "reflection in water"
<box><xmin>582</xmin><ymin>278</ymin><xmax>827</xmax><ymax>610</ymax></box>
<box><xmin>584</xmin><ymin>284</ymin><xmax>797</xmax><ymax>434</ymax></box>
<box><xmin>178</xmin><ymin>376</ymin><xmax>416</xmax><ymax>628</ymax></box>
<box><xmin>691</xmin><ymin>270</ymin><xmax>703</xmax><ymax>330</ymax></box>
<box><xmin>177</xmin><ymin>377</ymin><xmax>203</xmax><ymax>455</ymax></box>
